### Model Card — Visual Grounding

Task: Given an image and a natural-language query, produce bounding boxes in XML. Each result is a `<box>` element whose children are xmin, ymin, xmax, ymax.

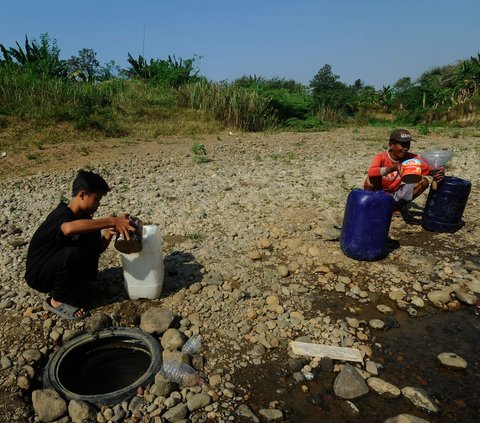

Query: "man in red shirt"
<box><xmin>364</xmin><ymin>129</ymin><xmax>445</xmax><ymax>214</ymax></box>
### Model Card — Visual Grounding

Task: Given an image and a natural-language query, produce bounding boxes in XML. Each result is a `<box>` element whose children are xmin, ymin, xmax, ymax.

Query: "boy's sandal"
<box><xmin>44</xmin><ymin>297</ymin><xmax>88</xmax><ymax>320</ymax></box>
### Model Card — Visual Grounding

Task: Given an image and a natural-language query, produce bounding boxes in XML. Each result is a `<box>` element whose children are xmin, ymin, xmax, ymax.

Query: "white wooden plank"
<box><xmin>289</xmin><ymin>341</ymin><xmax>363</xmax><ymax>362</ymax></box>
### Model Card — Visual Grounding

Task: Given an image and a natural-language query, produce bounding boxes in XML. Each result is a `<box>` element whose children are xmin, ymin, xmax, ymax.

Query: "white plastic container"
<box><xmin>120</xmin><ymin>225</ymin><xmax>164</xmax><ymax>299</ymax></box>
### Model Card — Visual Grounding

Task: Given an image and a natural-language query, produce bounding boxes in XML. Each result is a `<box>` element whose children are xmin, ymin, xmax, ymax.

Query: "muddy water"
<box><xmin>235</xmin><ymin>295</ymin><xmax>480</xmax><ymax>422</ymax></box>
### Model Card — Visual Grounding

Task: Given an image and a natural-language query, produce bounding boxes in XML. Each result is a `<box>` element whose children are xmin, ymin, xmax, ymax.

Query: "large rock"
<box><xmin>333</xmin><ymin>364</ymin><xmax>369</xmax><ymax>399</ymax></box>
<box><xmin>140</xmin><ymin>307</ymin><xmax>175</xmax><ymax>334</ymax></box>
<box><xmin>32</xmin><ymin>389</ymin><xmax>67</xmax><ymax>422</ymax></box>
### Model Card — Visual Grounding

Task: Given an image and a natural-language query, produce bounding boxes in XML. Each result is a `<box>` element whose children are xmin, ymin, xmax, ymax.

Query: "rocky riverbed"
<box><xmin>0</xmin><ymin>128</ymin><xmax>479</xmax><ymax>422</ymax></box>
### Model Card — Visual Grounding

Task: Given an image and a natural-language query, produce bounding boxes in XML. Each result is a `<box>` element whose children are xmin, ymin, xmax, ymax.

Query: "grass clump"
<box><xmin>191</xmin><ymin>142</ymin><xmax>209</xmax><ymax>163</ymax></box>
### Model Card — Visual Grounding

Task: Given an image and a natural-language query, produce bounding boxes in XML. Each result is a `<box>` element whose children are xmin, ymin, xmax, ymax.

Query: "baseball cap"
<box><xmin>389</xmin><ymin>129</ymin><xmax>416</xmax><ymax>143</ymax></box>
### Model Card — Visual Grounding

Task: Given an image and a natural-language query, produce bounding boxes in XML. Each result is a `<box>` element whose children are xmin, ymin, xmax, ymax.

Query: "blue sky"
<box><xmin>1</xmin><ymin>0</ymin><xmax>479</xmax><ymax>88</ymax></box>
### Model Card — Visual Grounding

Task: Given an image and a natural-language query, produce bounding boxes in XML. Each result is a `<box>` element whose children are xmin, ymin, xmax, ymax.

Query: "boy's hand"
<box><xmin>114</xmin><ymin>215</ymin><xmax>135</xmax><ymax>240</ymax></box>
<box><xmin>103</xmin><ymin>228</ymin><xmax>117</xmax><ymax>241</ymax></box>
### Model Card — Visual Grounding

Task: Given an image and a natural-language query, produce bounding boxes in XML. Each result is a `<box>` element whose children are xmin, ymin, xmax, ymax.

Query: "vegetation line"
<box><xmin>1</xmin><ymin>34</ymin><xmax>479</xmax><ymax>152</ymax></box>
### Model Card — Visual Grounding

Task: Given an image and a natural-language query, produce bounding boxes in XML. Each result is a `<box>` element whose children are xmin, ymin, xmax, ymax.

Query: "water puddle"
<box><xmin>234</xmin><ymin>295</ymin><xmax>480</xmax><ymax>422</ymax></box>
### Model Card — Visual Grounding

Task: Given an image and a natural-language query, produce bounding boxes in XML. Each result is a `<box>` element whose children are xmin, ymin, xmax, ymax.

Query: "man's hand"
<box><xmin>431</xmin><ymin>167</ymin><xmax>445</xmax><ymax>182</ymax></box>
<box><xmin>387</xmin><ymin>163</ymin><xmax>402</xmax><ymax>174</ymax></box>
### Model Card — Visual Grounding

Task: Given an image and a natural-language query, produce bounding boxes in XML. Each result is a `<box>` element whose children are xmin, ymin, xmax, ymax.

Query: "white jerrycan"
<box><xmin>120</xmin><ymin>225</ymin><xmax>164</xmax><ymax>299</ymax></box>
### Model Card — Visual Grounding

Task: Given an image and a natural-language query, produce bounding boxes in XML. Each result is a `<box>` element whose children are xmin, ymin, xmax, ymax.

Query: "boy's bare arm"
<box><xmin>61</xmin><ymin>216</ymin><xmax>134</xmax><ymax>239</ymax></box>
<box><xmin>100</xmin><ymin>228</ymin><xmax>116</xmax><ymax>253</ymax></box>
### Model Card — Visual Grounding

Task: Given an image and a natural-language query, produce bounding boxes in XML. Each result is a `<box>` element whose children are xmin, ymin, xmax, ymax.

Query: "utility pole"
<box><xmin>142</xmin><ymin>24</ymin><xmax>146</xmax><ymax>57</ymax></box>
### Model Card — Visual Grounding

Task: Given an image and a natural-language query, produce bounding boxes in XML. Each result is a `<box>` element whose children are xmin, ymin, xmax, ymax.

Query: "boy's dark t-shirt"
<box><xmin>25</xmin><ymin>202</ymin><xmax>101</xmax><ymax>285</ymax></box>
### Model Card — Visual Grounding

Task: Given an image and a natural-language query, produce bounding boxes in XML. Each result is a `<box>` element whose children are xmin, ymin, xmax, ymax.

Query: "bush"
<box><xmin>285</xmin><ymin>117</ymin><xmax>326</xmax><ymax>131</ymax></box>
<box><xmin>183</xmin><ymin>81</ymin><xmax>277</xmax><ymax>131</ymax></box>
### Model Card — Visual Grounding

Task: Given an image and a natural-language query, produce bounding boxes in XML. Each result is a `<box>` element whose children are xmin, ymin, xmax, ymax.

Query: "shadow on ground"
<box><xmin>90</xmin><ymin>250</ymin><xmax>204</xmax><ymax>309</ymax></box>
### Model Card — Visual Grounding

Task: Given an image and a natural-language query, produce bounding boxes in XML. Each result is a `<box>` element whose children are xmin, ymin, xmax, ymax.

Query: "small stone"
<box><xmin>1</xmin><ymin>356</ymin><xmax>12</xmax><ymax>370</ymax></box>
<box><xmin>427</xmin><ymin>290</ymin><xmax>450</xmax><ymax>306</ymax></box>
<box><xmin>384</xmin><ymin>414</ymin><xmax>431</xmax><ymax>423</ymax></box>
<box><xmin>208</xmin><ymin>374</ymin><xmax>222</xmax><ymax>387</ymax></box>
<box><xmin>437</xmin><ymin>352</ymin><xmax>467</xmax><ymax>369</ymax></box>
<box><xmin>68</xmin><ymin>399</ymin><xmax>97</xmax><ymax>423</ymax></box>
<box><xmin>84</xmin><ymin>313</ymin><xmax>112</xmax><ymax>332</ymax></box>
<box><xmin>140</xmin><ymin>307</ymin><xmax>175</xmax><ymax>334</ymax></box>
<box><xmin>377</xmin><ymin>304</ymin><xmax>393</xmax><ymax>314</ymax></box>
<box><xmin>248</xmin><ymin>250</ymin><xmax>262</xmax><ymax>260</ymax></box>
<box><xmin>455</xmin><ymin>291</ymin><xmax>477</xmax><ymax>305</ymax></box>
<box><xmin>258</xmin><ymin>408</ymin><xmax>284</xmax><ymax>421</ymax></box>
<box><xmin>162</xmin><ymin>402</ymin><xmax>188</xmax><ymax>421</ymax></box>
<box><xmin>186</xmin><ymin>393</ymin><xmax>211</xmax><ymax>411</ymax></box>
<box><xmin>236</xmin><ymin>404</ymin><xmax>260</xmax><ymax>422</ymax></box>
<box><xmin>161</xmin><ymin>328</ymin><xmax>186</xmax><ymax>350</ymax></box>
<box><xmin>369</xmin><ymin>319</ymin><xmax>385</xmax><ymax>329</ymax></box>
<box><xmin>277</xmin><ymin>265</ymin><xmax>289</xmax><ymax>277</ymax></box>
<box><xmin>17</xmin><ymin>376</ymin><xmax>30</xmax><ymax>390</ymax></box>
<box><xmin>367</xmin><ymin>377</ymin><xmax>401</xmax><ymax>398</ymax></box>
<box><xmin>401</xmin><ymin>387</ymin><xmax>439</xmax><ymax>413</ymax></box>
<box><xmin>345</xmin><ymin>317</ymin><xmax>359</xmax><ymax>328</ymax></box>
<box><xmin>22</xmin><ymin>349</ymin><xmax>42</xmax><ymax>363</ymax></box>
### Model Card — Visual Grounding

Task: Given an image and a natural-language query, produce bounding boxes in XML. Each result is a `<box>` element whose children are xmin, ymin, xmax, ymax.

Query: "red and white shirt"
<box><xmin>367</xmin><ymin>151</ymin><xmax>430</xmax><ymax>193</ymax></box>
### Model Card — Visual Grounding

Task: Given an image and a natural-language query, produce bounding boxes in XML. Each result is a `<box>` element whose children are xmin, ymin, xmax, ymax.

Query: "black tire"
<box><xmin>43</xmin><ymin>327</ymin><xmax>163</xmax><ymax>407</ymax></box>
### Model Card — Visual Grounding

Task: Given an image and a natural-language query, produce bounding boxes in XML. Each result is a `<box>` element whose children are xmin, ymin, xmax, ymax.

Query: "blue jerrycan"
<box><xmin>422</xmin><ymin>176</ymin><xmax>471</xmax><ymax>233</ymax></box>
<box><xmin>341</xmin><ymin>190</ymin><xmax>395</xmax><ymax>261</ymax></box>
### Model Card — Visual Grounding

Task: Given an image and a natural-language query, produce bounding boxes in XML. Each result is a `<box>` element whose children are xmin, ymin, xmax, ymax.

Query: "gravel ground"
<box><xmin>0</xmin><ymin>127</ymin><xmax>479</xmax><ymax>422</ymax></box>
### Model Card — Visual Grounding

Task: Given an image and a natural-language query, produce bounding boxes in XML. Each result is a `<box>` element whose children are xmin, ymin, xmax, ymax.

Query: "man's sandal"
<box><xmin>44</xmin><ymin>297</ymin><xmax>88</xmax><ymax>320</ymax></box>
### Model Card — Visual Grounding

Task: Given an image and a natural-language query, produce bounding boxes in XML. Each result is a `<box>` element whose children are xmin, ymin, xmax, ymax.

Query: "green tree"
<box><xmin>0</xmin><ymin>33</ymin><xmax>66</xmax><ymax>77</ymax></box>
<box><xmin>456</xmin><ymin>53</ymin><xmax>480</xmax><ymax>97</ymax></box>
<box><xmin>97</xmin><ymin>60</ymin><xmax>121</xmax><ymax>81</ymax></box>
<box><xmin>309</xmin><ymin>64</ymin><xmax>354</xmax><ymax>117</ymax></box>
<box><xmin>67</xmin><ymin>48</ymin><xmax>100</xmax><ymax>82</ymax></box>
<box><xmin>125</xmin><ymin>54</ymin><xmax>201</xmax><ymax>87</ymax></box>
<box><xmin>233</xmin><ymin>76</ymin><xmax>311</xmax><ymax>121</ymax></box>
<box><xmin>379</xmin><ymin>85</ymin><xmax>393</xmax><ymax>112</ymax></box>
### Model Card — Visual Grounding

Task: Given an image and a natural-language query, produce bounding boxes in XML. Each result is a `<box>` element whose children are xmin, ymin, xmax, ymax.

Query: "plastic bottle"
<box><xmin>181</xmin><ymin>334</ymin><xmax>202</xmax><ymax>355</ymax></box>
<box><xmin>161</xmin><ymin>361</ymin><xmax>200</xmax><ymax>387</ymax></box>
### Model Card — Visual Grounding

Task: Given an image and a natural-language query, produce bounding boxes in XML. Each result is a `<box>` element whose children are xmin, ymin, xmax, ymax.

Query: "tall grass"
<box><xmin>181</xmin><ymin>81</ymin><xmax>277</xmax><ymax>131</ymax></box>
<box><xmin>0</xmin><ymin>68</ymin><xmax>182</xmax><ymax>136</ymax></box>
<box><xmin>0</xmin><ymin>68</ymin><xmax>276</xmax><ymax>141</ymax></box>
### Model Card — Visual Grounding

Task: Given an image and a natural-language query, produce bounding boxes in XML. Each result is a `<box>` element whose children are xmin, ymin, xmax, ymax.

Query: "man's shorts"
<box><xmin>392</xmin><ymin>183</ymin><xmax>414</xmax><ymax>204</ymax></box>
